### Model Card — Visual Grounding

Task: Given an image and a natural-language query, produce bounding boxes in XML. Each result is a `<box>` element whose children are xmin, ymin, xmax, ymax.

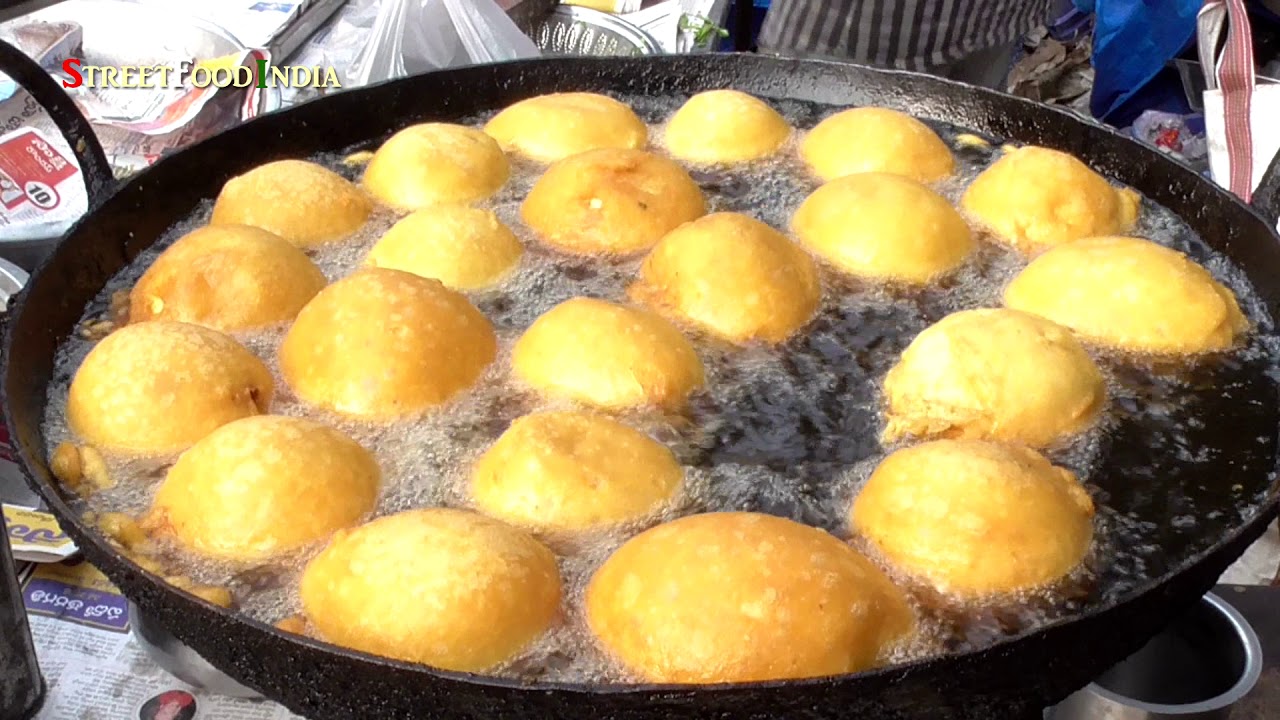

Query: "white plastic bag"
<box><xmin>348</xmin><ymin>0</ymin><xmax>540</xmax><ymax>87</ymax></box>
<box><xmin>1198</xmin><ymin>0</ymin><xmax>1280</xmax><ymax>211</ymax></box>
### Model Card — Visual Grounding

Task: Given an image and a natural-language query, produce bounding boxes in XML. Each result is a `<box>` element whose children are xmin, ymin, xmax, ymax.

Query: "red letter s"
<box><xmin>61</xmin><ymin>58</ymin><xmax>82</xmax><ymax>88</ymax></box>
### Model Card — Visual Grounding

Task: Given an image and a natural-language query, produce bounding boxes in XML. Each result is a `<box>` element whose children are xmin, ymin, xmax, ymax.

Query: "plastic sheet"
<box><xmin>348</xmin><ymin>0</ymin><xmax>539</xmax><ymax>87</ymax></box>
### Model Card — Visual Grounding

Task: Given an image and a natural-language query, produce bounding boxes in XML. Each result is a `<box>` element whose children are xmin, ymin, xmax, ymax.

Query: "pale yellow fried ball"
<box><xmin>147</xmin><ymin>416</ymin><xmax>379</xmax><ymax>562</ymax></box>
<box><xmin>791</xmin><ymin>172</ymin><xmax>975</xmax><ymax>283</ymax></box>
<box><xmin>960</xmin><ymin>146</ymin><xmax>1142</xmax><ymax>254</ymax></box>
<box><xmin>129</xmin><ymin>224</ymin><xmax>327</xmax><ymax>331</ymax></box>
<box><xmin>629</xmin><ymin>212</ymin><xmax>820</xmax><ymax>343</ymax></box>
<box><xmin>66</xmin><ymin>321</ymin><xmax>273</xmax><ymax>457</ymax></box>
<box><xmin>470</xmin><ymin>411</ymin><xmax>683</xmax><ymax>531</ymax></box>
<box><xmin>279</xmin><ymin>268</ymin><xmax>496</xmax><ymax>419</ymax></box>
<box><xmin>521</xmin><ymin>148</ymin><xmax>707</xmax><ymax>256</ymax></box>
<box><xmin>882</xmin><ymin>308</ymin><xmax>1106</xmax><ymax>448</ymax></box>
<box><xmin>1003</xmin><ymin>236</ymin><xmax>1248</xmax><ymax>355</ymax></box>
<box><xmin>484</xmin><ymin>92</ymin><xmax>648</xmax><ymax>162</ymax></box>
<box><xmin>801</xmin><ymin>107</ymin><xmax>955</xmax><ymax>183</ymax></box>
<box><xmin>586</xmin><ymin>511</ymin><xmax>914</xmax><ymax>683</ymax></box>
<box><xmin>300</xmin><ymin>508</ymin><xmax>562</xmax><ymax>672</ymax></box>
<box><xmin>365</xmin><ymin>205</ymin><xmax>523</xmax><ymax>290</ymax></box>
<box><xmin>210</xmin><ymin>159</ymin><xmax>372</xmax><ymax>247</ymax></box>
<box><xmin>851</xmin><ymin>440</ymin><xmax>1095</xmax><ymax>597</ymax></box>
<box><xmin>662</xmin><ymin>90</ymin><xmax>792</xmax><ymax>164</ymax></box>
<box><xmin>511</xmin><ymin>298</ymin><xmax>704</xmax><ymax>410</ymax></box>
<box><xmin>362</xmin><ymin>123</ymin><xmax>510</xmax><ymax>212</ymax></box>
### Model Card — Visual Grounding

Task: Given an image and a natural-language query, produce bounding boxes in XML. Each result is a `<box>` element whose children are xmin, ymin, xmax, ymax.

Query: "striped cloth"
<box><xmin>758</xmin><ymin>0</ymin><xmax>1056</xmax><ymax>73</ymax></box>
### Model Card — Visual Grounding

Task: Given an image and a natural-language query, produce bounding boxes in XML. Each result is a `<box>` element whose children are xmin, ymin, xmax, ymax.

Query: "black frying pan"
<box><xmin>2</xmin><ymin>40</ymin><xmax>1280</xmax><ymax>720</ymax></box>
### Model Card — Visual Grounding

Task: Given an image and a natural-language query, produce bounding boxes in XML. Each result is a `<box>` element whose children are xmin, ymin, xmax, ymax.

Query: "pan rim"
<box><xmin>6</xmin><ymin>52</ymin><xmax>1280</xmax><ymax>699</ymax></box>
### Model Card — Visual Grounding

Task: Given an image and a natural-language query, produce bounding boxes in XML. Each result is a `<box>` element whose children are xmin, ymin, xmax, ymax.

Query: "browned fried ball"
<box><xmin>586</xmin><ymin>511</ymin><xmax>914</xmax><ymax>683</ymax></box>
<box><xmin>210</xmin><ymin>159</ymin><xmax>373</xmax><ymax>247</ymax></box>
<box><xmin>300</xmin><ymin>508</ymin><xmax>562</xmax><ymax>672</ymax></box>
<box><xmin>484</xmin><ymin>92</ymin><xmax>647</xmax><ymax>162</ymax></box>
<box><xmin>629</xmin><ymin>212</ymin><xmax>821</xmax><ymax>343</ymax></box>
<box><xmin>66</xmin><ymin>321</ymin><xmax>273</xmax><ymax>456</ymax></box>
<box><xmin>511</xmin><ymin>297</ymin><xmax>705</xmax><ymax>410</ymax></box>
<box><xmin>279</xmin><ymin>268</ymin><xmax>496</xmax><ymax>419</ymax></box>
<box><xmin>521</xmin><ymin>148</ymin><xmax>706</xmax><ymax>256</ymax></box>
<box><xmin>148</xmin><ymin>415</ymin><xmax>379</xmax><ymax>562</ymax></box>
<box><xmin>852</xmin><ymin>440</ymin><xmax>1096</xmax><ymax>597</ymax></box>
<box><xmin>129</xmin><ymin>224</ymin><xmax>327</xmax><ymax>331</ymax></box>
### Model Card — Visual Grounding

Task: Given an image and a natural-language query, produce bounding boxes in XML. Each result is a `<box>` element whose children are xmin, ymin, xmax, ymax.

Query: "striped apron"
<box><xmin>758</xmin><ymin>0</ymin><xmax>1055</xmax><ymax>85</ymax></box>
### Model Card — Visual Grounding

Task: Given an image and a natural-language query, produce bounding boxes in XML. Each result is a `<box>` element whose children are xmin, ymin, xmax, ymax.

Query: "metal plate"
<box><xmin>532</xmin><ymin>5</ymin><xmax>662</xmax><ymax>57</ymax></box>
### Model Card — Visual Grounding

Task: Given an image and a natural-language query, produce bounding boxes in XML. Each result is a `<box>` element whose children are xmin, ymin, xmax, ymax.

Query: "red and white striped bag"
<box><xmin>1199</xmin><ymin>0</ymin><xmax>1280</xmax><ymax>214</ymax></box>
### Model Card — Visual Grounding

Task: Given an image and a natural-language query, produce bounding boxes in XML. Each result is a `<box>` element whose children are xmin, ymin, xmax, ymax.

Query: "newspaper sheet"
<box><xmin>20</xmin><ymin>558</ymin><xmax>301</xmax><ymax>720</ymax></box>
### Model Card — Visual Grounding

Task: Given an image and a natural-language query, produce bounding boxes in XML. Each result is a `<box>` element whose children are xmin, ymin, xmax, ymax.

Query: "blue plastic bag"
<box><xmin>1076</xmin><ymin>0</ymin><xmax>1201</xmax><ymax>123</ymax></box>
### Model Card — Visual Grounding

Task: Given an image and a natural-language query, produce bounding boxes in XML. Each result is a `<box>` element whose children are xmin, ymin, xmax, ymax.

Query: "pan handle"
<box><xmin>1253</xmin><ymin>151</ymin><xmax>1280</xmax><ymax>228</ymax></box>
<box><xmin>0</xmin><ymin>38</ymin><xmax>115</xmax><ymax>209</ymax></box>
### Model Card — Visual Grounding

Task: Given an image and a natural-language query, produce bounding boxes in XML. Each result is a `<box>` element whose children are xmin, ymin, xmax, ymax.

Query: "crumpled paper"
<box><xmin>1006</xmin><ymin>27</ymin><xmax>1095</xmax><ymax>113</ymax></box>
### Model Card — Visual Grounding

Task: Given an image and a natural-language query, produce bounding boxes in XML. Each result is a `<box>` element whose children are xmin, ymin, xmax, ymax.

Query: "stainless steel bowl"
<box><xmin>1048</xmin><ymin>592</ymin><xmax>1263</xmax><ymax>719</ymax></box>
<box><xmin>531</xmin><ymin>5</ymin><xmax>662</xmax><ymax>57</ymax></box>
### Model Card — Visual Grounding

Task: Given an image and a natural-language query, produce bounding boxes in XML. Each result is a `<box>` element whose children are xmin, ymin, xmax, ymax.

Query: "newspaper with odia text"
<box><xmin>4</xmin><ymin>503</ymin><xmax>301</xmax><ymax>720</ymax></box>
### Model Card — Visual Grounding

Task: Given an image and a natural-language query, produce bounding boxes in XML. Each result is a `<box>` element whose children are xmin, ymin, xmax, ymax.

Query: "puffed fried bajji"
<box><xmin>362</xmin><ymin>123</ymin><xmax>510</xmax><ymax>211</ymax></box>
<box><xmin>147</xmin><ymin>415</ymin><xmax>380</xmax><ymax>563</ymax></box>
<box><xmin>300</xmin><ymin>508</ymin><xmax>562</xmax><ymax>672</ymax></box>
<box><xmin>586</xmin><ymin>511</ymin><xmax>914</xmax><ymax>683</ymax></box>
<box><xmin>792</xmin><ymin>172</ymin><xmax>975</xmax><ymax>284</ymax></box>
<box><xmin>130</xmin><ymin>224</ymin><xmax>327</xmax><ymax>331</ymax></box>
<box><xmin>961</xmin><ymin>146</ymin><xmax>1141</xmax><ymax>254</ymax></box>
<box><xmin>211</xmin><ymin>159</ymin><xmax>373</xmax><ymax>247</ymax></box>
<box><xmin>470</xmin><ymin>411</ymin><xmax>684</xmax><ymax>531</ymax></box>
<box><xmin>1003</xmin><ymin>236</ymin><xmax>1248</xmax><ymax>355</ymax></box>
<box><xmin>511</xmin><ymin>297</ymin><xmax>705</xmax><ymax>410</ymax></box>
<box><xmin>521</xmin><ymin>148</ymin><xmax>706</xmax><ymax>256</ymax></box>
<box><xmin>852</xmin><ymin>439</ymin><xmax>1096</xmax><ymax>598</ymax></box>
<box><xmin>484</xmin><ymin>92</ymin><xmax>648</xmax><ymax>162</ymax></box>
<box><xmin>882</xmin><ymin>308</ymin><xmax>1106</xmax><ymax>448</ymax></box>
<box><xmin>365</xmin><ymin>205</ymin><xmax>523</xmax><ymax>291</ymax></box>
<box><xmin>67</xmin><ymin>321</ymin><xmax>273</xmax><ymax>456</ymax></box>
<box><xmin>662</xmin><ymin>90</ymin><xmax>792</xmax><ymax>164</ymax></box>
<box><xmin>279</xmin><ymin>268</ymin><xmax>497</xmax><ymax>420</ymax></box>
<box><xmin>801</xmin><ymin>107</ymin><xmax>955</xmax><ymax>183</ymax></box>
<box><xmin>630</xmin><ymin>212</ymin><xmax>820</xmax><ymax>343</ymax></box>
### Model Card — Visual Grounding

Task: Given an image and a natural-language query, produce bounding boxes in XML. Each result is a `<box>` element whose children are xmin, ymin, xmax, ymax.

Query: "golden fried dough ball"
<box><xmin>791</xmin><ymin>173</ymin><xmax>975</xmax><ymax>283</ymax></box>
<box><xmin>662</xmin><ymin>90</ymin><xmax>792</xmax><ymax>164</ymax></box>
<box><xmin>586</xmin><ymin>512</ymin><xmax>913</xmax><ymax>683</ymax></box>
<box><xmin>300</xmin><ymin>508</ymin><xmax>561</xmax><ymax>671</ymax></box>
<box><xmin>67</xmin><ymin>321</ymin><xmax>272</xmax><ymax>456</ymax></box>
<box><xmin>1003</xmin><ymin>236</ymin><xmax>1248</xmax><ymax>355</ymax></box>
<box><xmin>521</xmin><ymin>148</ymin><xmax>706</xmax><ymax>256</ymax></box>
<box><xmin>801</xmin><ymin>107</ymin><xmax>955</xmax><ymax>183</ymax></box>
<box><xmin>484</xmin><ymin>92</ymin><xmax>647</xmax><ymax>162</ymax></box>
<box><xmin>279</xmin><ymin>268</ymin><xmax>496</xmax><ymax>419</ymax></box>
<box><xmin>148</xmin><ymin>416</ymin><xmax>379</xmax><ymax>562</ymax></box>
<box><xmin>511</xmin><ymin>298</ymin><xmax>704</xmax><ymax>410</ymax></box>
<box><xmin>365</xmin><ymin>206</ymin><xmax>523</xmax><ymax>290</ymax></box>
<box><xmin>362</xmin><ymin>123</ymin><xmax>509</xmax><ymax>211</ymax></box>
<box><xmin>629</xmin><ymin>212</ymin><xmax>820</xmax><ymax>343</ymax></box>
<box><xmin>470</xmin><ymin>411</ymin><xmax>683</xmax><ymax>531</ymax></box>
<box><xmin>852</xmin><ymin>440</ymin><xmax>1095</xmax><ymax>597</ymax></box>
<box><xmin>129</xmin><ymin>225</ymin><xmax>327</xmax><ymax>331</ymax></box>
<box><xmin>961</xmin><ymin>146</ymin><xmax>1141</xmax><ymax>254</ymax></box>
<box><xmin>210</xmin><ymin>159</ymin><xmax>372</xmax><ymax>247</ymax></box>
<box><xmin>882</xmin><ymin>309</ymin><xmax>1105</xmax><ymax>448</ymax></box>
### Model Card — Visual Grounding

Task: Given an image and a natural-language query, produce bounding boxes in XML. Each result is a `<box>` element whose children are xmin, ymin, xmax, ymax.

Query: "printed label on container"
<box><xmin>22</xmin><ymin>557</ymin><xmax>130</xmax><ymax>632</ymax></box>
<box><xmin>0</xmin><ymin>126</ymin><xmax>86</xmax><ymax>228</ymax></box>
<box><xmin>3</xmin><ymin>503</ymin><xmax>78</xmax><ymax>562</ymax></box>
